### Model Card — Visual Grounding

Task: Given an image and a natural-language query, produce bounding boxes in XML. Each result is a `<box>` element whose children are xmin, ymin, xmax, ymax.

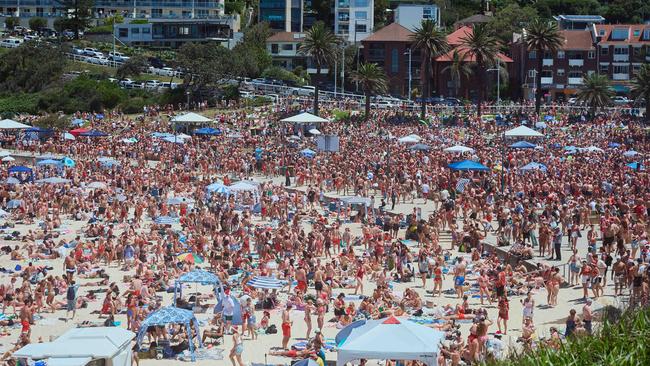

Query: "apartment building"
<box><xmin>593</xmin><ymin>24</ymin><xmax>650</xmax><ymax>92</ymax></box>
<box><xmin>266</xmin><ymin>31</ymin><xmax>307</xmax><ymax>70</ymax></box>
<box><xmin>394</xmin><ymin>4</ymin><xmax>440</xmax><ymax>31</ymax></box>
<box><xmin>334</xmin><ymin>0</ymin><xmax>373</xmax><ymax>43</ymax></box>
<box><xmin>259</xmin><ymin>0</ymin><xmax>303</xmax><ymax>32</ymax></box>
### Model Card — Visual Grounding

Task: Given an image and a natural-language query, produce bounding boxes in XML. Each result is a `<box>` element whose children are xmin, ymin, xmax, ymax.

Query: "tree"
<box><xmin>35</xmin><ymin>114</ymin><xmax>69</xmax><ymax>130</ymax></box>
<box><xmin>0</xmin><ymin>42</ymin><xmax>67</xmax><ymax>93</ymax></box>
<box><xmin>409</xmin><ymin>19</ymin><xmax>449</xmax><ymax>119</ymax></box>
<box><xmin>298</xmin><ymin>21</ymin><xmax>338</xmax><ymax>116</ymax></box>
<box><xmin>631</xmin><ymin>64</ymin><xmax>650</xmax><ymax>122</ymax></box>
<box><xmin>460</xmin><ymin>23</ymin><xmax>498</xmax><ymax>116</ymax></box>
<box><xmin>351</xmin><ymin>63</ymin><xmax>388</xmax><ymax>118</ymax></box>
<box><xmin>525</xmin><ymin>19</ymin><xmax>563</xmax><ymax>114</ymax></box>
<box><xmin>176</xmin><ymin>43</ymin><xmax>236</xmax><ymax>102</ymax></box>
<box><xmin>53</xmin><ymin>0</ymin><xmax>94</xmax><ymax>39</ymax></box>
<box><xmin>577</xmin><ymin>74</ymin><xmax>613</xmax><ymax>113</ymax></box>
<box><xmin>116</xmin><ymin>55</ymin><xmax>147</xmax><ymax>80</ymax></box>
<box><xmin>487</xmin><ymin>3</ymin><xmax>538</xmax><ymax>46</ymax></box>
<box><xmin>28</xmin><ymin>17</ymin><xmax>47</xmax><ymax>31</ymax></box>
<box><xmin>441</xmin><ymin>49</ymin><xmax>473</xmax><ymax>98</ymax></box>
<box><xmin>231</xmin><ymin>22</ymin><xmax>272</xmax><ymax>78</ymax></box>
<box><xmin>4</xmin><ymin>17</ymin><xmax>19</xmax><ymax>30</ymax></box>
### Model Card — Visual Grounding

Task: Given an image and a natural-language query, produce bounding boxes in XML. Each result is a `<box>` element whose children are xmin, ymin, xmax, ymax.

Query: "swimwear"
<box><xmin>281</xmin><ymin>321</ymin><xmax>291</xmax><ymax>337</ymax></box>
<box><xmin>454</xmin><ymin>276</ymin><xmax>465</xmax><ymax>287</ymax></box>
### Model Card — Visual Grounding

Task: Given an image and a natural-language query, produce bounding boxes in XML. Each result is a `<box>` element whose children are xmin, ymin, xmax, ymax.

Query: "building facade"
<box><xmin>266</xmin><ymin>31</ymin><xmax>306</xmax><ymax>70</ymax></box>
<box><xmin>259</xmin><ymin>0</ymin><xmax>303</xmax><ymax>32</ymax></box>
<box><xmin>0</xmin><ymin>0</ymin><xmax>225</xmax><ymax>19</ymax></box>
<box><xmin>394</xmin><ymin>4</ymin><xmax>440</xmax><ymax>31</ymax></box>
<box><xmin>335</xmin><ymin>0</ymin><xmax>373</xmax><ymax>43</ymax></box>
<box><xmin>115</xmin><ymin>17</ymin><xmax>237</xmax><ymax>48</ymax></box>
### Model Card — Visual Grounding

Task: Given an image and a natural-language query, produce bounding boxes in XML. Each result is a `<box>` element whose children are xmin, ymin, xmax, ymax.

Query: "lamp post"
<box><xmin>488</xmin><ymin>67</ymin><xmax>500</xmax><ymax>114</ymax></box>
<box><xmin>186</xmin><ymin>91</ymin><xmax>191</xmax><ymax>110</ymax></box>
<box><xmin>404</xmin><ymin>48</ymin><xmax>412</xmax><ymax>101</ymax></box>
<box><xmin>342</xmin><ymin>42</ymin><xmax>346</xmax><ymax>96</ymax></box>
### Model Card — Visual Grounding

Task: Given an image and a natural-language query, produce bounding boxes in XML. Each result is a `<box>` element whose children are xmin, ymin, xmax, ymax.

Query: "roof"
<box><xmin>281</xmin><ymin>112</ymin><xmax>329</xmax><ymax>123</ymax></box>
<box><xmin>446</xmin><ymin>26</ymin><xmax>473</xmax><ymax>46</ymax></box>
<box><xmin>436</xmin><ymin>47</ymin><xmax>513</xmax><ymax>63</ymax></box>
<box><xmin>267</xmin><ymin>32</ymin><xmax>306</xmax><ymax>43</ymax></box>
<box><xmin>14</xmin><ymin>328</ymin><xmax>135</xmax><ymax>360</ymax></box>
<box><xmin>362</xmin><ymin>23</ymin><xmax>413</xmax><ymax>43</ymax></box>
<box><xmin>171</xmin><ymin>112</ymin><xmax>212</xmax><ymax>123</ymax></box>
<box><xmin>560</xmin><ymin>30</ymin><xmax>594</xmax><ymax>50</ymax></box>
<box><xmin>454</xmin><ymin>14</ymin><xmax>491</xmax><ymax>26</ymax></box>
<box><xmin>556</xmin><ymin>15</ymin><xmax>605</xmax><ymax>22</ymax></box>
<box><xmin>595</xmin><ymin>24</ymin><xmax>650</xmax><ymax>44</ymax></box>
<box><xmin>0</xmin><ymin>119</ymin><xmax>31</xmax><ymax>129</ymax></box>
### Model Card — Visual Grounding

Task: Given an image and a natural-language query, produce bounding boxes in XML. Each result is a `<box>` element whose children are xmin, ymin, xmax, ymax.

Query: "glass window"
<box><xmin>588</xmin><ymin>50</ymin><xmax>595</xmax><ymax>59</ymax></box>
<box><xmin>557</xmin><ymin>51</ymin><xmax>565</xmax><ymax>59</ymax></box>
<box><xmin>355</xmin><ymin>23</ymin><xmax>367</xmax><ymax>33</ymax></box>
<box><xmin>633</xmin><ymin>47</ymin><xmax>641</xmax><ymax>56</ymax></box>
<box><xmin>354</xmin><ymin>11</ymin><xmax>367</xmax><ymax>20</ymax></box>
<box><xmin>644</xmin><ymin>29</ymin><xmax>650</xmax><ymax>40</ymax></box>
<box><xmin>614</xmin><ymin>46</ymin><xmax>629</xmax><ymax>55</ymax></box>
<box><xmin>528</xmin><ymin>50</ymin><xmax>536</xmax><ymax>59</ymax></box>
<box><xmin>423</xmin><ymin>8</ymin><xmax>432</xmax><ymax>19</ymax></box>
<box><xmin>557</xmin><ymin>69</ymin><xmax>565</xmax><ymax>76</ymax></box>
<box><xmin>282</xmin><ymin>44</ymin><xmax>293</xmax><ymax>51</ymax></box>
<box><xmin>599</xmin><ymin>29</ymin><xmax>605</xmax><ymax>36</ymax></box>
<box><xmin>391</xmin><ymin>48</ymin><xmax>398</xmax><ymax>74</ymax></box>
<box><xmin>353</xmin><ymin>0</ymin><xmax>368</xmax><ymax>7</ymax></box>
<box><xmin>142</xmin><ymin>27</ymin><xmax>150</xmax><ymax>34</ymax></box>
<box><xmin>119</xmin><ymin>28</ymin><xmax>128</xmax><ymax>37</ymax></box>
<box><xmin>633</xmin><ymin>30</ymin><xmax>640</xmax><ymax>37</ymax></box>
<box><xmin>271</xmin><ymin>44</ymin><xmax>279</xmax><ymax>53</ymax></box>
<box><xmin>568</xmin><ymin>71</ymin><xmax>581</xmax><ymax>78</ymax></box>
<box><xmin>613</xmin><ymin>65</ymin><xmax>629</xmax><ymax>74</ymax></box>
<box><xmin>338</xmin><ymin>11</ymin><xmax>349</xmax><ymax>21</ymax></box>
<box><xmin>611</xmin><ymin>28</ymin><xmax>628</xmax><ymax>40</ymax></box>
<box><xmin>599</xmin><ymin>64</ymin><xmax>608</xmax><ymax>73</ymax></box>
<box><xmin>528</xmin><ymin>70</ymin><xmax>536</xmax><ymax>78</ymax></box>
<box><xmin>131</xmin><ymin>28</ymin><xmax>140</xmax><ymax>34</ymax></box>
<box><xmin>600</xmin><ymin>47</ymin><xmax>608</xmax><ymax>56</ymax></box>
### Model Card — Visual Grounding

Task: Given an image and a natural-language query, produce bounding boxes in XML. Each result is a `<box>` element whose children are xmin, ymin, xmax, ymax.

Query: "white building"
<box><xmin>334</xmin><ymin>0</ymin><xmax>374</xmax><ymax>43</ymax></box>
<box><xmin>395</xmin><ymin>4</ymin><xmax>441</xmax><ymax>32</ymax></box>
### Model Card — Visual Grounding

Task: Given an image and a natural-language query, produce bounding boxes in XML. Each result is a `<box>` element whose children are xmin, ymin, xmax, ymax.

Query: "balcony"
<box><xmin>646</xmin><ymin>55</ymin><xmax>650</xmax><ymax>62</ymax></box>
<box><xmin>543</xmin><ymin>58</ymin><xmax>553</xmax><ymax>66</ymax></box>
<box><xmin>612</xmin><ymin>73</ymin><xmax>629</xmax><ymax>80</ymax></box>
<box><xmin>541</xmin><ymin>77</ymin><xmax>553</xmax><ymax>85</ymax></box>
<box><xmin>613</xmin><ymin>54</ymin><xmax>629</xmax><ymax>62</ymax></box>
<box><xmin>568</xmin><ymin>77</ymin><xmax>583</xmax><ymax>85</ymax></box>
<box><xmin>568</xmin><ymin>59</ymin><xmax>584</xmax><ymax>67</ymax></box>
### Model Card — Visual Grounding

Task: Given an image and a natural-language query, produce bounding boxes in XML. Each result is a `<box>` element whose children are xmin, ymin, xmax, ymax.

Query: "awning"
<box><xmin>610</xmin><ymin>84</ymin><xmax>630</xmax><ymax>93</ymax></box>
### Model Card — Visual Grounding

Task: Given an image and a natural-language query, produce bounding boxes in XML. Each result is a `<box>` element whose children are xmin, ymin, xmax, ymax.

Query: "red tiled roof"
<box><xmin>362</xmin><ymin>23</ymin><xmax>413</xmax><ymax>43</ymax></box>
<box><xmin>560</xmin><ymin>30</ymin><xmax>594</xmax><ymax>50</ymax></box>
<box><xmin>267</xmin><ymin>32</ymin><xmax>306</xmax><ymax>43</ymax></box>
<box><xmin>595</xmin><ymin>24</ymin><xmax>650</xmax><ymax>45</ymax></box>
<box><xmin>436</xmin><ymin>47</ymin><xmax>513</xmax><ymax>63</ymax></box>
<box><xmin>446</xmin><ymin>26</ymin><xmax>473</xmax><ymax>46</ymax></box>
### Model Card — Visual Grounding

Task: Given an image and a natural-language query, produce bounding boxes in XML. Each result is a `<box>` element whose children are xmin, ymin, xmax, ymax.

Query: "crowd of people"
<box><xmin>0</xmin><ymin>100</ymin><xmax>648</xmax><ymax>366</ymax></box>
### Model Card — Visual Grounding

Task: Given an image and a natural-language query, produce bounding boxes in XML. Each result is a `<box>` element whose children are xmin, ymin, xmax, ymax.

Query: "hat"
<box><xmin>315</xmin><ymin>328</ymin><xmax>321</xmax><ymax>334</ymax></box>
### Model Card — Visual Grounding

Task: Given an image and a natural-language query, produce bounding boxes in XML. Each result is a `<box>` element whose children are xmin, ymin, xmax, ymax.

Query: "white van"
<box><xmin>0</xmin><ymin>38</ymin><xmax>23</xmax><ymax>48</ymax></box>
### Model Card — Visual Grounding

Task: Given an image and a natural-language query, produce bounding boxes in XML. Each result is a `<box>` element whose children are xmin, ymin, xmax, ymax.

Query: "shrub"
<box><xmin>29</xmin><ymin>17</ymin><xmax>47</xmax><ymax>31</ymax></box>
<box><xmin>4</xmin><ymin>17</ymin><xmax>19</xmax><ymax>30</ymax></box>
<box><xmin>86</xmin><ymin>25</ymin><xmax>113</xmax><ymax>34</ymax></box>
<box><xmin>120</xmin><ymin>97</ymin><xmax>146</xmax><ymax>114</ymax></box>
<box><xmin>0</xmin><ymin>94</ymin><xmax>39</xmax><ymax>114</ymax></box>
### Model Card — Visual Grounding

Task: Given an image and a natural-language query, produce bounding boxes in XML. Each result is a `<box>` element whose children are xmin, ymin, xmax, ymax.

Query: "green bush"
<box><xmin>28</xmin><ymin>17</ymin><xmax>47</xmax><ymax>31</ymax></box>
<box><xmin>4</xmin><ymin>17</ymin><xmax>19</xmax><ymax>30</ymax></box>
<box><xmin>0</xmin><ymin>94</ymin><xmax>39</xmax><ymax>114</ymax></box>
<box><xmin>86</xmin><ymin>25</ymin><xmax>113</xmax><ymax>34</ymax></box>
<box><xmin>244</xmin><ymin>96</ymin><xmax>272</xmax><ymax>108</ymax></box>
<box><xmin>120</xmin><ymin>96</ymin><xmax>146</xmax><ymax>114</ymax></box>
<box><xmin>262</xmin><ymin>66</ymin><xmax>304</xmax><ymax>86</ymax></box>
<box><xmin>130</xmin><ymin>19</ymin><xmax>149</xmax><ymax>24</ymax></box>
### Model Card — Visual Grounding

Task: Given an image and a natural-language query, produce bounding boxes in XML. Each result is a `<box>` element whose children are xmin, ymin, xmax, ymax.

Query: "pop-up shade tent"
<box><xmin>0</xmin><ymin>119</ymin><xmax>31</xmax><ymax>129</ymax></box>
<box><xmin>281</xmin><ymin>112</ymin><xmax>329</xmax><ymax>124</ymax></box>
<box><xmin>509</xmin><ymin>141</ymin><xmax>537</xmax><ymax>149</ymax></box>
<box><xmin>172</xmin><ymin>112</ymin><xmax>212</xmax><ymax>124</ymax></box>
<box><xmin>173</xmin><ymin>270</ymin><xmax>224</xmax><ymax>304</ymax></box>
<box><xmin>337</xmin><ymin>316</ymin><xmax>445</xmax><ymax>366</ymax></box>
<box><xmin>79</xmin><ymin>130</ymin><xmax>108</xmax><ymax>137</ymax></box>
<box><xmin>13</xmin><ymin>327</ymin><xmax>135</xmax><ymax>366</ymax></box>
<box><xmin>409</xmin><ymin>143</ymin><xmax>430</xmax><ymax>151</ymax></box>
<box><xmin>448</xmin><ymin>160</ymin><xmax>490</xmax><ymax>171</ymax></box>
<box><xmin>443</xmin><ymin>145</ymin><xmax>475</xmax><ymax>153</ymax></box>
<box><xmin>193</xmin><ymin>127</ymin><xmax>221</xmax><ymax>136</ymax></box>
<box><xmin>397</xmin><ymin>134</ymin><xmax>422</xmax><ymax>144</ymax></box>
<box><xmin>519</xmin><ymin>162</ymin><xmax>547</xmax><ymax>172</ymax></box>
<box><xmin>247</xmin><ymin>276</ymin><xmax>284</xmax><ymax>289</ymax></box>
<box><xmin>8</xmin><ymin>165</ymin><xmax>34</xmax><ymax>182</ymax></box>
<box><xmin>137</xmin><ymin>306</ymin><xmax>202</xmax><ymax>361</ymax></box>
<box><xmin>504</xmin><ymin>125</ymin><xmax>544</xmax><ymax>138</ymax></box>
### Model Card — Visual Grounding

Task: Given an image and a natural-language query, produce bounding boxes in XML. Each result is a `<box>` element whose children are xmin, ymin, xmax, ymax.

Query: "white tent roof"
<box><xmin>0</xmin><ymin>119</ymin><xmax>31</xmax><ymax>129</ymax></box>
<box><xmin>443</xmin><ymin>145</ymin><xmax>475</xmax><ymax>153</ymax></box>
<box><xmin>504</xmin><ymin>125</ymin><xmax>544</xmax><ymax>138</ymax></box>
<box><xmin>397</xmin><ymin>134</ymin><xmax>422</xmax><ymax>144</ymax></box>
<box><xmin>45</xmin><ymin>357</ymin><xmax>92</xmax><ymax>366</ymax></box>
<box><xmin>281</xmin><ymin>112</ymin><xmax>329</xmax><ymax>124</ymax></box>
<box><xmin>14</xmin><ymin>327</ymin><xmax>135</xmax><ymax>360</ymax></box>
<box><xmin>171</xmin><ymin>112</ymin><xmax>212</xmax><ymax>123</ymax></box>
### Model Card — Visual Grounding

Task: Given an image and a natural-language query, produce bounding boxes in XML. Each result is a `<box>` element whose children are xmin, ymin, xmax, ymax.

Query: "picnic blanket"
<box><xmin>292</xmin><ymin>338</ymin><xmax>337</xmax><ymax>351</ymax></box>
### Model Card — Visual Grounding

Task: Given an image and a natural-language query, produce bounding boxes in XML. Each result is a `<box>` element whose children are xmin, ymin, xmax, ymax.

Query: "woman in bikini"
<box><xmin>477</xmin><ymin>269</ymin><xmax>492</xmax><ymax>305</ymax></box>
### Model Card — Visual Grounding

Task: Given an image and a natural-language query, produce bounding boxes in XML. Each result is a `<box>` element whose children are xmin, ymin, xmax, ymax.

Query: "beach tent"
<box><xmin>336</xmin><ymin>319</ymin><xmax>368</xmax><ymax>346</ymax></box>
<box><xmin>136</xmin><ymin>306</ymin><xmax>202</xmax><ymax>361</ymax></box>
<box><xmin>8</xmin><ymin>166</ymin><xmax>34</xmax><ymax>182</ymax></box>
<box><xmin>71</xmin><ymin>118</ymin><xmax>85</xmax><ymax>126</ymax></box>
<box><xmin>172</xmin><ymin>112</ymin><xmax>212</xmax><ymax>124</ymax></box>
<box><xmin>36</xmin><ymin>159</ymin><xmax>62</xmax><ymax>166</ymax></box>
<box><xmin>206</xmin><ymin>182</ymin><xmax>230</xmax><ymax>195</ymax></box>
<box><xmin>301</xmin><ymin>148</ymin><xmax>317</xmax><ymax>158</ymax></box>
<box><xmin>397</xmin><ymin>134</ymin><xmax>422</xmax><ymax>144</ymax></box>
<box><xmin>309</xmin><ymin>128</ymin><xmax>321</xmax><ymax>135</ymax></box>
<box><xmin>520</xmin><ymin>162</ymin><xmax>547</xmax><ymax>172</ymax></box>
<box><xmin>626</xmin><ymin>162</ymin><xmax>645</xmax><ymax>171</ymax></box>
<box><xmin>36</xmin><ymin>177</ymin><xmax>71</xmax><ymax>184</ymax></box>
<box><xmin>69</xmin><ymin>128</ymin><xmax>89</xmax><ymax>137</ymax></box>
<box><xmin>193</xmin><ymin>127</ymin><xmax>221</xmax><ymax>136</ymax></box>
<box><xmin>2</xmin><ymin>156</ymin><xmax>15</xmax><ymax>162</ymax></box>
<box><xmin>409</xmin><ymin>143</ymin><xmax>430</xmax><ymax>151</ymax></box>
<box><xmin>504</xmin><ymin>125</ymin><xmax>544</xmax><ymax>138</ymax></box>
<box><xmin>623</xmin><ymin>150</ymin><xmax>639</xmax><ymax>157</ymax></box>
<box><xmin>342</xmin><ymin>196</ymin><xmax>372</xmax><ymax>206</ymax></box>
<box><xmin>0</xmin><ymin>151</ymin><xmax>11</xmax><ymax>157</ymax></box>
<box><xmin>13</xmin><ymin>327</ymin><xmax>134</xmax><ymax>366</ymax></box>
<box><xmin>64</xmin><ymin>133</ymin><xmax>76</xmax><ymax>140</ymax></box>
<box><xmin>509</xmin><ymin>141</ymin><xmax>537</xmax><ymax>149</ymax></box>
<box><xmin>5</xmin><ymin>177</ymin><xmax>20</xmax><ymax>184</ymax></box>
<box><xmin>337</xmin><ymin>317</ymin><xmax>445</xmax><ymax>366</ymax></box>
<box><xmin>79</xmin><ymin>130</ymin><xmax>108</xmax><ymax>137</ymax></box>
<box><xmin>0</xmin><ymin>119</ymin><xmax>31</xmax><ymax>129</ymax></box>
<box><xmin>167</xmin><ymin>197</ymin><xmax>195</xmax><ymax>205</ymax></box>
<box><xmin>443</xmin><ymin>145</ymin><xmax>475</xmax><ymax>154</ymax></box>
<box><xmin>121</xmin><ymin>137</ymin><xmax>138</xmax><ymax>144</ymax></box>
<box><xmin>448</xmin><ymin>160</ymin><xmax>490</xmax><ymax>171</ymax></box>
<box><xmin>281</xmin><ymin>112</ymin><xmax>329</xmax><ymax>124</ymax></box>
<box><xmin>174</xmin><ymin>270</ymin><xmax>224</xmax><ymax>304</ymax></box>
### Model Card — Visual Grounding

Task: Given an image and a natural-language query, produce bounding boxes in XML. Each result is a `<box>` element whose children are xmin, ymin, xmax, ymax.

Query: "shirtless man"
<box><xmin>64</xmin><ymin>253</ymin><xmax>77</xmax><ymax>282</ymax></box>
<box><xmin>313</xmin><ymin>266</ymin><xmax>324</xmax><ymax>297</ymax></box>
<box><xmin>281</xmin><ymin>304</ymin><xmax>292</xmax><ymax>350</ymax></box>
<box><xmin>454</xmin><ymin>257</ymin><xmax>466</xmax><ymax>299</ymax></box>
<box><xmin>613</xmin><ymin>256</ymin><xmax>627</xmax><ymax>296</ymax></box>
<box><xmin>582</xmin><ymin>299</ymin><xmax>593</xmax><ymax>334</ymax></box>
<box><xmin>295</xmin><ymin>266</ymin><xmax>307</xmax><ymax>294</ymax></box>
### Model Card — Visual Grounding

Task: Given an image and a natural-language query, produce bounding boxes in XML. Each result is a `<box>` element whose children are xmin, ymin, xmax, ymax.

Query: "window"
<box><xmin>142</xmin><ymin>27</ymin><xmax>150</xmax><ymax>34</ymax></box>
<box><xmin>528</xmin><ymin>50</ymin><xmax>536</xmax><ymax>59</ymax></box>
<box><xmin>131</xmin><ymin>28</ymin><xmax>140</xmax><ymax>34</ymax></box>
<box><xmin>353</xmin><ymin>0</ymin><xmax>368</xmax><ymax>7</ymax></box>
<box><xmin>633</xmin><ymin>64</ymin><xmax>641</xmax><ymax>74</ymax></box>
<box><xmin>600</xmin><ymin>46</ymin><xmax>609</xmax><ymax>56</ymax></box>
<box><xmin>633</xmin><ymin>47</ymin><xmax>641</xmax><ymax>56</ymax></box>
<box><xmin>391</xmin><ymin>48</ymin><xmax>398</xmax><ymax>74</ymax></box>
<box><xmin>557</xmin><ymin>51</ymin><xmax>565</xmax><ymax>59</ymax></box>
<box><xmin>599</xmin><ymin>29</ymin><xmax>605</xmax><ymax>36</ymax></box>
<box><xmin>611</xmin><ymin>28</ymin><xmax>628</xmax><ymax>40</ymax></box>
<box><xmin>423</xmin><ymin>7</ymin><xmax>433</xmax><ymax>19</ymax></box>
<box><xmin>614</xmin><ymin>46</ymin><xmax>629</xmax><ymax>55</ymax></box>
<box><xmin>338</xmin><ymin>11</ymin><xmax>349</xmax><ymax>21</ymax></box>
<box><xmin>644</xmin><ymin>29</ymin><xmax>650</xmax><ymax>40</ymax></box>
<box><xmin>179</xmin><ymin>26</ymin><xmax>190</xmax><ymax>35</ymax></box>
<box><xmin>599</xmin><ymin>64</ymin><xmax>609</xmax><ymax>73</ymax></box>
<box><xmin>633</xmin><ymin>29</ymin><xmax>640</xmax><ymax>37</ymax></box>
<box><xmin>119</xmin><ymin>28</ymin><xmax>128</xmax><ymax>37</ymax></box>
<box><xmin>528</xmin><ymin>70</ymin><xmax>536</xmax><ymax>78</ymax></box>
<box><xmin>557</xmin><ymin>69</ymin><xmax>565</xmax><ymax>76</ymax></box>
<box><xmin>271</xmin><ymin>43</ymin><xmax>279</xmax><ymax>54</ymax></box>
<box><xmin>354</xmin><ymin>11</ymin><xmax>367</xmax><ymax>20</ymax></box>
<box><xmin>588</xmin><ymin>50</ymin><xmax>595</xmax><ymax>59</ymax></box>
<box><xmin>613</xmin><ymin>65</ymin><xmax>629</xmax><ymax>74</ymax></box>
<box><xmin>568</xmin><ymin>71</ymin><xmax>582</xmax><ymax>78</ymax></box>
<box><xmin>282</xmin><ymin>44</ymin><xmax>293</xmax><ymax>51</ymax></box>
<box><xmin>355</xmin><ymin>23</ymin><xmax>367</xmax><ymax>33</ymax></box>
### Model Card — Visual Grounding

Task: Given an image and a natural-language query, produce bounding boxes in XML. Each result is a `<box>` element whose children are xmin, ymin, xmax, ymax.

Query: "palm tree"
<box><xmin>577</xmin><ymin>74</ymin><xmax>613</xmax><ymax>114</ymax></box>
<box><xmin>441</xmin><ymin>49</ymin><xmax>473</xmax><ymax>97</ymax></box>
<box><xmin>409</xmin><ymin>19</ymin><xmax>449</xmax><ymax>119</ymax></box>
<box><xmin>460</xmin><ymin>24</ymin><xmax>498</xmax><ymax>116</ymax></box>
<box><xmin>298</xmin><ymin>22</ymin><xmax>338</xmax><ymax>116</ymax></box>
<box><xmin>631</xmin><ymin>63</ymin><xmax>650</xmax><ymax>122</ymax></box>
<box><xmin>524</xmin><ymin>19</ymin><xmax>563</xmax><ymax>115</ymax></box>
<box><xmin>351</xmin><ymin>63</ymin><xmax>388</xmax><ymax>118</ymax></box>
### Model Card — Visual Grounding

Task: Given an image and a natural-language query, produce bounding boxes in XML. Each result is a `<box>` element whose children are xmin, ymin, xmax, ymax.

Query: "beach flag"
<box><xmin>456</xmin><ymin>178</ymin><xmax>470</xmax><ymax>193</ymax></box>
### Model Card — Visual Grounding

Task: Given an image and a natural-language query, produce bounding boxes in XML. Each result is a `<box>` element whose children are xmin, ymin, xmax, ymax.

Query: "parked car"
<box><xmin>158</xmin><ymin>82</ymin><xmax>179</xmax><ymax>90</ymax></box>
<box><xmin>118</xmin><ymin>78</ymin><xmax>136</xmax><ymax>88</ymax></box>
<box><xmin>144</xmin><ymin>80</ymin><xmax>161</xmax><ymax>89</ymax></box>
<box><xmin>0</xmin><ymin>38</ymin><xmax>23</xmax><ymax>48</ymax></box>
<box><xmin>23</xmin><ymin>34</ymin><xmax>38</xmax><ymax>42</ymax></box>
<box><xmin>108</xmin><ymin>51</ymin><xmax>130</xmax><ymax>63</ymax></box>
<box><xmin>148</xmin><ymin>57</ymin><xmax>164</xmax><ymax>69</ymax></box>
<box><xmin>290</xmin><ymin>86</ymin><xmax>315</xmax><ymax>97</ymax></box>
<box><xmin>613</xmin><ymin>96</ymin><xmax>630</xmax><ymax>105</ymax></box>
<box><xmin>150</xmin><ymin>67</ymin><xmax>177</xmax><ymax>77</ymax></box>
<box><xmin>82</xmin><ymin>47</ymin><xmax>100</xmax><ymax>57</ymax></box>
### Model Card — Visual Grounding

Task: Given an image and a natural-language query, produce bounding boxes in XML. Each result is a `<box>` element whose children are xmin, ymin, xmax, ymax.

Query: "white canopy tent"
<box><xmin>0</xmin><ymin>119</ymin><xmax>31</xmax><ymax>129</ymax></box>
<box><xmin>171</xmin><ymin>112</ymin><xmax>212</xmax><ymax>124</ymax></box>
<box><xmin>443</xmin><ymin>145</ymin><xmax>475</xmax><ymax>154</ymax></box>
<box><xmin>337</xmin><ymin>317</ymin><xmax>445</xmax><ymax>366</ymax></box>
<box><xmin>397</xmin><ymin>134</ymin><xmax>422</xmax><ymax>144</ymax></box>
<box><xmin>281</xmin><ymin>112</ymin><xmax>329</xmax><ymax>124</ymax></box>
<box><xmin>13</xmin><ymin>327</ymin><xmax>135</xmax><ymax>366</ymax></box>
<box><xmin>504</xmin><ymin>125</ymin><xmax>544</xmax><ymax>138</ymax></box>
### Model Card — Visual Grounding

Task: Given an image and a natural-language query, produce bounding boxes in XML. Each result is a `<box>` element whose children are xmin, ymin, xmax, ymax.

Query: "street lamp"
<box><xmin>404</xmin><ymin>48</ymin><xmax>412</xmax><ymax>101</ymax></box>
<box><xmin>487</xmin><ymin>67</ymin><xmax>500</xmax><ymax>107</ymax></box>
<box><xmin>186</xmin><ymin>91</ymin><xmax>191</xmax><ymax>110</ymax></box>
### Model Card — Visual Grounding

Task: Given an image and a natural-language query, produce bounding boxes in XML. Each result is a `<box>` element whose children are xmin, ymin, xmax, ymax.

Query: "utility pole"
<box><xmin>405</xmin><ymin>48</ymin><xmax>412</xmax><ymax>101</ymax></box>
<box><xmin>342</xmin><ymin>43</ymin><xmax>346</xmax><ymax>95</ymax></box>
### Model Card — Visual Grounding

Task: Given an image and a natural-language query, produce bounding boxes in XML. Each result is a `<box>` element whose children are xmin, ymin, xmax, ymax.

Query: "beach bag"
<box><xmin>266</xmin><ymin>324</ymin><xmax>277</xmax><ymax>334</ymax></box>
